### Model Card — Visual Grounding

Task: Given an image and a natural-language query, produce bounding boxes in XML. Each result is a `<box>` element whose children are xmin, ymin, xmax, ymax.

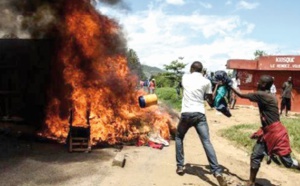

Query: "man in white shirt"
<box><xmin>175</xmin><ymin>61</ymin><xmax>227</xmax><ymax>186</ymax></box>
<box><xmin>270</xmin><ymin>77</ymin><xmax>277</xmax><ymax>96</ymax></box>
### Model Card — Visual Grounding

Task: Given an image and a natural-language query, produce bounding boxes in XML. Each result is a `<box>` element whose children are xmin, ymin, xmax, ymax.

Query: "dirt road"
<box><xmin>1</xmin><ymin>106</ymin><xmax>299</xmax><ymax>186</ymax></box>
<box><xmin>99</xmin><ymin>106</ymin><xmax>300</xmax><ymax>186</ymax></box>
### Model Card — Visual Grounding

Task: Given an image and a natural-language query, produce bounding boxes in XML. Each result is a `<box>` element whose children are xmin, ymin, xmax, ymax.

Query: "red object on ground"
<box><xmin>136</xmin><ymin>138</ymin><xmax>146</xmax><ymax>147</ymax></box>
<box><xmin>148</xmin><ymin>141</ymin><xmax>164</xmax><ymax>150</ymax></box>
<box><xmin>136</xmin><ymin>139</ymin><xmax>144</xmax><ymax>147</ymax></box>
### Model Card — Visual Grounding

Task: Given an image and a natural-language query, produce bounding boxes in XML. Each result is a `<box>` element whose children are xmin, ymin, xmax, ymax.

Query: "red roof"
<box><xmin>226</xmin><ymin>59</ymin><xmax>257</xmax><ymax>70</ymax></box>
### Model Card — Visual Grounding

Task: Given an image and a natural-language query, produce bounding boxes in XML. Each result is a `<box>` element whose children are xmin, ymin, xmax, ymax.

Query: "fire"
<box><xmin>41</xmin><ymin>0</ymin><xmax>173</xmax><ymax>144</ymax></box>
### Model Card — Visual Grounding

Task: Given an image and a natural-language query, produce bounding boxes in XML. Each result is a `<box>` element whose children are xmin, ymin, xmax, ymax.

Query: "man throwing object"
<box><xmin>175</xmin><ymin>61</ymin><xmax>227</xmax><ymax>186</ymax></box>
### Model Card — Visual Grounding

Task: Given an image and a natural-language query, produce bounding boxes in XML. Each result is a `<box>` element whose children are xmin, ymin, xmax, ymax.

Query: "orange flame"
<box><xmin>41</xmin><ymin>0</ymin><xmax>173</xmax><ymax>145</ymax></box>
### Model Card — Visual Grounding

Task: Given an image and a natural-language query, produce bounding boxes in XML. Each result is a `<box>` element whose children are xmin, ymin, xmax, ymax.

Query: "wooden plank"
<box><xmin>70</xmin><ymin>142</ymin><xmax>89</xmax><ymax>145</ymax></box>
<box><xmin>72</xmin><ymin>137</ymin><xmax>88</xmax><ymax>140</ymax></box>
<box><xmin>71</xmin><ymin>148</ymin><xmax>91</xmax><ymax>152</ymax></box>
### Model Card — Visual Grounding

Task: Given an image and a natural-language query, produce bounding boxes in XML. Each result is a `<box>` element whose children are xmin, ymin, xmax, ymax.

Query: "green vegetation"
<box><xmin>219</xmin><ymin>123</ymin><xmax>259</xmax><ymax>153</ymax></box>
<box><xmin>154</xmin><ymin>74</ymin><xmax>173</xmax><ymax>88</ymax></box>
<box><xmin>160</xmin><ymin>58</ymin><xmax>187</xmax><ymax>87</ymax></box>
<box><xmin>127</xmin><ymin>49</ymin><xmax>146</xmax><ymax>80</ymax></box>
<box><xmin>146</xmin><ymin>58</ymin><xmax>187</xmax><ymax>88</ymax></box>
<box><xmin>254</xmin><ymin>49</ymin><xmax>267</xmax><ymax>60</ymax></box>
<box><xmin>283</xmin><ymin>118</ymin><xmax>300</xmax><ymax>153</ymax></box>
<box><xmin>220</xmin><ymin>118</ymin><xmax>300</xmax><ymax>155</ymax></box>
<box><xmin>156</xmin><ymin>87</ymin><xmax>182</xmax><ymax>111</ymax></box>
<box><xmin>142</xmin><ymin>64</ymin><xmax>165</xmax><ymax>79</ymax></box>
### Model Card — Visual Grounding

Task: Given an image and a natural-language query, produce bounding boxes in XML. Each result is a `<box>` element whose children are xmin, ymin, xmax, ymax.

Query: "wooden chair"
<box><xmin>68</xmin><ymin>109</ymin><xmax>91</xmax><ymax>152</ymax></box>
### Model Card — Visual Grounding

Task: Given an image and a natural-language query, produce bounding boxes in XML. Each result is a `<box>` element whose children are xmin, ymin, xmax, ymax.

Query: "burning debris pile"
<box><xmin>1</xmin><ymin>0</ymin><xmax>174</xmax><ymax>145</ymax></box>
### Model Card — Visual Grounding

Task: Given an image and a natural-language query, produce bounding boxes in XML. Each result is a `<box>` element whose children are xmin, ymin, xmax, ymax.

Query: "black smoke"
<box><xmin>0</xmin><ymin>0</ymin><xmax>129</xmax><ymax>38</ymax></box>
<box><xmin>0</xmin><ymin>0</ymin><xmax>63</xmax><ymax>38</ymax></box>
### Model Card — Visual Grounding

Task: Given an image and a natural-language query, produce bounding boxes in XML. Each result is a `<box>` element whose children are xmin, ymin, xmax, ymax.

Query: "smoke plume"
<box><xmin>0</xmin><ymin>0</ymin><xmax>128</xmax><ymax>38</ymax></box>
<box><xmin>0</xmin><ymin>0</ymin><xmax>61</xmax><ymax>38</ymax></box>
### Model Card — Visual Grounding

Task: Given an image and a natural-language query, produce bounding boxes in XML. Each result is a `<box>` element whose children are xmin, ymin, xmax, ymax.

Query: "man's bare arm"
<box><xmin>206</xmin><ymin>94</ymin><xmax>213</xmax><ymax>105</ymax></box>
<box><xmin>229</xmin><ymin>86</ymin><xmax>249</xmax><ymax>99</ymax></box>
<box><xmin>212</xmin><ymin>83</ymin><xmax>219</xmax><ymax>100</ymax></box>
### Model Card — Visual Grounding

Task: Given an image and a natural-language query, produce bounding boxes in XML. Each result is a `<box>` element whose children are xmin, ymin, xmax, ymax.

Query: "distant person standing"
<box><xmin>139</xmin><ymin>80</ymin><xmax>144</xmax><ymax>89</ymax></box>
<box><xmin>202</xmin><ymin>69</ymin><xmax>209</xmax><ymax>78</ymax></box>
<box><xmin>209</xmin><ymin>72</ymin><xmax>216</xmax><ymax>90</ymax></box>
<box><xmin>280</xmin><ymin>77</ymin><xmax>293</xmax><ymax>116</ymax></box>
<box><xmin>149</xmin><ymin>79</ymin><xmax>156</xmax><ymax>94</ymax></box>
<box><xmin>143</xmin><ymin>79</ymin><xmax>150</xmax><ymax>93</ymax></box>
<box><xmin>230</xmin><ymin>74</ymin><xmax>240</xmax><ymax>109</ymax></box>
<box><xmin>176</xmin><ymin>81</ymin><xmax>182</xmax><ymax>98</ymax></box>
<box><xmin>270</xmin><ymin>77</ymin><xmax>277</xmax><ymax>96</ymax></box>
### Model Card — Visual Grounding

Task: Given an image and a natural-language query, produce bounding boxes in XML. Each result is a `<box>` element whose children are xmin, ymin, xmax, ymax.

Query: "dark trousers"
<box><xmin>175</xmin><ymin>112</ymin><xmax>222</xmax><ymax>175</ymax></box>
<box><xmin>281</xmin><ymin>97</ymin><xmax>291</xmax><ymax>111</ymax></box>
<box><xmin>251</xmin><ymin>141</ymin><xmax>294</xmax><ymax>169</ymax></box>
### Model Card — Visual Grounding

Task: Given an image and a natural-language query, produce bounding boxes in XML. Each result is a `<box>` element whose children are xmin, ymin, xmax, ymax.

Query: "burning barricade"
<box><xmin>0</xmin><ymin>0</ymin><xmax>175</xmax><ymax>151</ymax></box>
<box><xmin>37</xmin><ymin>0</ymin><xmax>175</xmax><ymax>149</ymax></box>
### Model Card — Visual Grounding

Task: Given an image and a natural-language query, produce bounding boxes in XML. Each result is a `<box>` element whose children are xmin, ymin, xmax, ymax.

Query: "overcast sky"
<box><xmin>96</xmin><ymin>0</ymin><xmax>300</xmax><ymax>72</ymax></box>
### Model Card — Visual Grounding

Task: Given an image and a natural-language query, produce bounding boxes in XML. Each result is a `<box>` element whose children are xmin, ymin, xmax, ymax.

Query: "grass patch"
<box><xmin>220</xmin><ymin>117</ymin><xmax>300</xmax><ymax>155</ymax></box>
<box><xmin>219</xmin><ymin>123</ymin><xmax>259</xmax><ymax>153</ymax></box>
<box><xmin>156</xmin><ymin>87</ymin><xmax>182</xmax><ymax>111</ymax></box>
<box><xmin>282</xmin><ymin>118</ymin><xmax>300</xmax><ymax>153</ymax></box>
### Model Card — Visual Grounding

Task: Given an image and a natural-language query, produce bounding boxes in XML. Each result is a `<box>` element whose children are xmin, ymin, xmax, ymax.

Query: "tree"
<box><xmin>153</xmin><ymin>73</ymin><xmax>172</xmax><ymax>88</ymax></box>
<box><xmin>254</xmin><ymin>50</ymin><xmax>267</xmax><ymax>59</ymax></box>
<box><xmin>126</xmin><ymin>49</ymin><xmax>146</xmax><ymax>80</ymax></box>
<box><xmin>160</xmin><ymin>58</ymin><xmax>188</xmax><ymax>87</ymax></box>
